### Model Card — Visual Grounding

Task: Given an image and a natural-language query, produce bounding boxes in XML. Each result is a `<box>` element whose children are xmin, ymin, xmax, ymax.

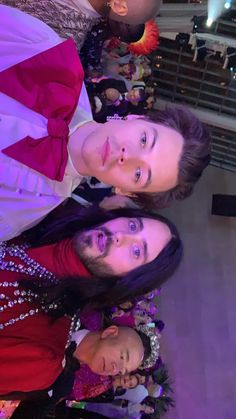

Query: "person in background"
<box><xmin>80</xmin><ymin>19</ymin><xmax>145</xmax><ymax>72</ymax></box>
<box><xmin>87</xmin><ymin>78</ymin><xmax>146</xmax><ymax>122</ymax></box>
<box><xmin>0</xmin><ymin>0</ymin><xmax>161</xmax><ymax>50</ymax></box>
<box><xmin>1</xmin><ymin>321</ymin><xmax>158</xmax><ymax>418</ymax></box>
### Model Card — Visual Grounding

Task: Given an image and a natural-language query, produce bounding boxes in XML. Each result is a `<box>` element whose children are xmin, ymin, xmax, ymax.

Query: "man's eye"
<box><xmin>140</xmin><ymin>133</ymin><xmax>147</xmax><ymax>147</ymax></box>
<box><xmin>135</xmin><ymin>167</ymin><xmax>141</xmax><ymax>182</ymax></box>
<box><xmin>133</xmin><ymin>245</ymin><xmax>141</xmax><ymax>259</ymax></box>
<box><xmin>129</xmin><ymin>220</ymin><xmax>137</xmax><ymax>232</ymax></box>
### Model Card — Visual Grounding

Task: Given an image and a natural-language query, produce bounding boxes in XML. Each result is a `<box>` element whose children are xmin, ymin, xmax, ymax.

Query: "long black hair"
<box><xmin>23</xmin><ymin>201</ymin><xmax>183</xmax><ymax>314</ymax></box>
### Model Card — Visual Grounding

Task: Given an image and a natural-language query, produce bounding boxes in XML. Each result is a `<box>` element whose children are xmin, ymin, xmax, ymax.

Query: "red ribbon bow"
<box><xmin>0</xmin><ymin>39</ymin><xmax>84</xmax><ymax>181</ymax></box>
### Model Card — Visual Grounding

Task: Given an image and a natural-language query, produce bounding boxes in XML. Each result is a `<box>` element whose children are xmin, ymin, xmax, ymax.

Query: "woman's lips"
<box><xmin>101</xmin><ymin>138</ymin><xmax>110</xmax><ymax>166</ymax></box>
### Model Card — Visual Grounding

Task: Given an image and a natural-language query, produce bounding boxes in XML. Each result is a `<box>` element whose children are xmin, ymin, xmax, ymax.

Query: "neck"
<box><xmin>68</xmin><ymin>120</ymin><xmax>98</xmax><ymax>176</ymax></box>
<box><xmin>73</xmin><ymin>331</ymin><xmax>100</xmax><ymax>364</ymax></box>
<box><xmin>88</xmin><ymin>0</ymin><xmax>108</xmax><ymax>15</ymax></box>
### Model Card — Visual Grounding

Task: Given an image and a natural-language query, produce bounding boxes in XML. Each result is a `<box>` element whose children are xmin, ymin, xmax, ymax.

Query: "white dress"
<box><xmin>0</xmin><ymin>5</ymin><xmax>93</xmax><ymax>241</ymax></box>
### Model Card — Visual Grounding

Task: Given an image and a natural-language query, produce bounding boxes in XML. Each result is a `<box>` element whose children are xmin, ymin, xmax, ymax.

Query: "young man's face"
<box><xmin>88</xmin><ymin>326</ymin><xmax>144</xmax><ymax>376</ymax></box>
<box><xmin>74</xmin><ymin>216</ymin><xmax>171</xmax><ymax>277</ymax></box>
<box><xmin>80</xmin><ymin>119</ymin><xmax>184</xmax><ymax>194</ymax></box>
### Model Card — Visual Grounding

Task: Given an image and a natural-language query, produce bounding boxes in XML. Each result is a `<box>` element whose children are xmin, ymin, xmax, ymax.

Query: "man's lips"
<box><xmin>101</xmin><ymin>138</ymin><xmax>110</xmax><ymax>166</ymax></box>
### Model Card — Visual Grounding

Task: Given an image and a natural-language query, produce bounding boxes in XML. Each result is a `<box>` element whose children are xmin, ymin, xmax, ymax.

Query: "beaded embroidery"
<box><xmin>0</xmin><ymin>241</ymin><xmax>58</xmax><ymax>330</ymax></box>
<box><xmin>0</xmin><ymin>242</ymin><xmax>55</xmax><ymax>282</ymax></box>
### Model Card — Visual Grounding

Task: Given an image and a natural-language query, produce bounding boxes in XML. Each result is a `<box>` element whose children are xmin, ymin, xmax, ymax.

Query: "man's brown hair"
<box><xmin>134</xmin><ymin>106</ymin><xmax>211</xmax><ymax>208</ymax></box>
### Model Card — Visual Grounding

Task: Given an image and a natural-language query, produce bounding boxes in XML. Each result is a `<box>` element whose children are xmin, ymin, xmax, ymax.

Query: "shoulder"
<box><xmin>0</xmin><ymin>5</ymin><xmax>61</xmax><ymax>71</ymax></box>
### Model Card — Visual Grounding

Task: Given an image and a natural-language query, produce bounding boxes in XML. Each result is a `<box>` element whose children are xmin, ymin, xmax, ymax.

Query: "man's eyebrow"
<box><xmin>143</xmin><ymin>239</ymin><xmax>148</xmax><ymax>263</ymax></box>
<box><xmin>150</xmin><ymin>128</ymin><xmax>157</xmax><ymax>150</ymax></box>
<box><xmin>142</xmin><ymin>128</ymin><xmax>157</xmax><ymax>189</ymax></box>
<box><xmin>137</xmin><ymin>217</ymin><xmax>144</xmax><ymax>231</ymax></box>
<box><xmin>143</xmin><ymin>168</ymin><xmax>152</xmax><ymax>189</ymax></box>
<box><xmin>126</xmin><ymin>350</ymin><xmax>129</xmax><ymax>363</ymax></box>
<box><xmin>137</xmin><ymin>218</ymin><xmax>148</xmax><ymax>263</ymax></box>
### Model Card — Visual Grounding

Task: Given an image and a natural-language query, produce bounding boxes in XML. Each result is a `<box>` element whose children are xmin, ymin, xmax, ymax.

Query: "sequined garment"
<box><xmin>0</xmin><ymin>241</ymin><xmax>58</xmax><ymax>330</ymax></box>
<box><xmin>0</xmin><ymin>237</ymin><xmax>91</xmax><ymax>395</ymax></box>
<box><xmin>0</xmin><ymin>238</ymin><xmax>90</xmax><ymax>330</ymax></box>
<box><xmin>0</xmin><ymin>242</ymin><xmax>55</xmax><ymax>283</ymax></box>
<box><xmin>0</xmin><ymin>0</ymin><xmax>100</xmax><ymax>51</ymax></box>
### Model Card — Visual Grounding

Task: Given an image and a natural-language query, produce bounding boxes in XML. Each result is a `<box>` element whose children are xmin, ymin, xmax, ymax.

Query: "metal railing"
<box><xmin>151</xmin><ymin>39</ymin><xmax>236</xmax><ymax>171</ymax></box>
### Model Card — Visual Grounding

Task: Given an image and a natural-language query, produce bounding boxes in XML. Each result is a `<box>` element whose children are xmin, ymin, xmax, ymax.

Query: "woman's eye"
<box><xmin>140</xmin><ymin>133</ymin><xmax>147</xmax><ymax>147</ymax></box>
<box><xmin>133</xmin><ymin>245</ymin><xmax>141</xmax><ymax>259</ymax></box>
<box><xmin>129</xmin><ymin>220</ymin><xmax>137</xmax><ymax>232</ymax></box>
<box><xmin>135</xmin><ymin>167</ymin><xmax>141</xmax><ymax>182</ymax></box>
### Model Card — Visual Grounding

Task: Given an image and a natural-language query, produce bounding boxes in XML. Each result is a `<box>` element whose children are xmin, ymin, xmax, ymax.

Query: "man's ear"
<box><xmin>108</xmin><ymin>0</ymin><xmax>128</xmax><ymax>17</ymax></box>
<box><xmin>101</xmin><ymin>325</ymin><xmax>119</xmax><ymax>339</ymax></box>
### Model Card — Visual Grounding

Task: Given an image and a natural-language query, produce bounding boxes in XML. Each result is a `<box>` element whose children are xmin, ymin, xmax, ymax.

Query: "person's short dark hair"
<box><xmin>108</xmin><ymin>20</ymin><xmax>145</xmax><ymax>43</ymax></box>
<box><xmin>134</xmin><ymin>106</ymin><xmax>211</xmax><ymax>209</ymax></box>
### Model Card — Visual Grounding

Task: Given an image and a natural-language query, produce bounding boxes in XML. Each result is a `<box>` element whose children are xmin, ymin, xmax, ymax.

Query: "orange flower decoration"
<box><xmin>128</xmin><ymin>19</ymin><xmax>159</xmax><ymax>56</ymax></box>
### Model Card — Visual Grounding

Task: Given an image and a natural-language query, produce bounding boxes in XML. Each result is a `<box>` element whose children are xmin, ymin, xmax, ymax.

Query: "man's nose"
<box><xmin>111</xmin><ymin>362</ymin><xmax>120</xmax><ymax>375</ymax></box>
<box><xmin>118</xmin><ymin>147</ymin><xmax>127</xmax><ymax>165</ymax></box>
<box><xmin>114</xmin><ymin>231</ymin><xmax>130</xmax><ymax>246</ymax></box>
<box><xmin>117</xmin><ymin>146</ymin><xmax>141</xmax><ymax>166</ymax></box>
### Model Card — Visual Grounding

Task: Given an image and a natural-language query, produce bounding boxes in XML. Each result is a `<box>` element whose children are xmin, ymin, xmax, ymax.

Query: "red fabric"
<box><xmin>0</xmin><ymin>39</ymin><xmax>84</xmax><ymax>181</ymax></box>
<box><xmin>0</xmin><ymin>239</ymin><xmax>91</xmax><ymax>395</ymax></box>
<box><xmin>28</xmin><ymin>239</ymin><xmax>90</xmax><ymax>278</ymax></box>
<box><xmin>0</xmin><ymin>313</ymin><xmax>70</xmax><ymax>394</ymax></box>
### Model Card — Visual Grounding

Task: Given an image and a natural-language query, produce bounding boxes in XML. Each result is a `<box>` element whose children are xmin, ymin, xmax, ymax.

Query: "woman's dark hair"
<box><xmin>23</xmin><ymin>202</ymin><xmax>183</xmax><ymax>315</ymax></box>
<box><xmin>134</xmin><ymin>106</ymin><xmax>211</xmax><ymax>209</ymax></box>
